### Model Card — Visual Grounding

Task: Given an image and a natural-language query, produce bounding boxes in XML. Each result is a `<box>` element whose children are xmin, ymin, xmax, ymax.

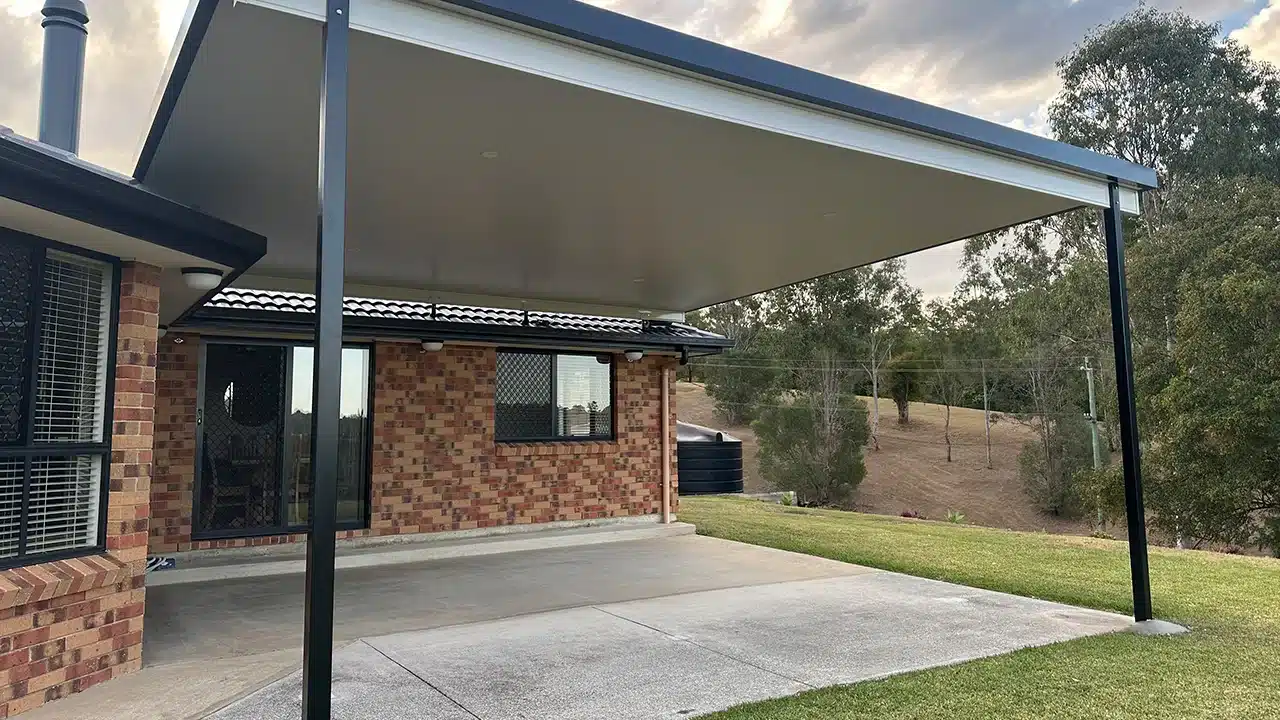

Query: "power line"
<box><xmin>689</xmin><ymin>353</ymin><xmax>1099</xmax><ymax>365</ymax></box>
<box><xmin>700</xmin><ymin>397</ymin><xmax>1092</xmax><ymax>417</ymax></box>
<box><xmin>689</xmin><ymin>361</ymin><xmax>1094</xmax><ymax>373</ymax></box>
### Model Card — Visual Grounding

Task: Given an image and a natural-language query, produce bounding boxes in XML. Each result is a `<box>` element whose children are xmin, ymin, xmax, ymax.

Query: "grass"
<box><xmin>680</xmin><ymin>497</ymin><xmax>1280</xmax><ymax>720</ymax></box>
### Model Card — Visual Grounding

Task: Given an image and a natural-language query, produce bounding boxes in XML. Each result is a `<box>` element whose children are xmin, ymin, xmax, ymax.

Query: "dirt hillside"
<box><xmin>676</xmin><ymin>381</ymin><xmax>1088</xmax><ymax>534</ymax></box>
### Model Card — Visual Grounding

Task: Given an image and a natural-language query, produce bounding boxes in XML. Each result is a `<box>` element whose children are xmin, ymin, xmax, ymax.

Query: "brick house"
<box><xmin>1</xmin><ymin>5</ymin><xmax>734</xmax><ymax>715</ymax></box>
<box><xmin>0</xmin><ymin>186</ymin><xmax>727</xmax><ymax>716</ymax></box>
<box><xmin>0</xmin><ymin>127</ymin><xmax>266</xmax><ymax>714</ymax></box>
<box><xmin>148</xmin><ymin>289</ymin><xmax>730</xmax><ymax>554</ymax></box>
<box><xmin>0</xmin><ymin>0</ymin><xmax>1163</xmax><ymax>716</ymax></box>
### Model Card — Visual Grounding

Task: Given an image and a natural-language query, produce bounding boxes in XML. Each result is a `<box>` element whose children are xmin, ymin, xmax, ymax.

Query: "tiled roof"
<box><xmin>193</xmin><ymin>288</ymin><xmax>731</xmax><ymax>347</ymax></box>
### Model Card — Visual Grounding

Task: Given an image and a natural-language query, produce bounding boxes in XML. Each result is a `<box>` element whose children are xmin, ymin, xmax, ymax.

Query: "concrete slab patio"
<box><xmin>213</xmin><ymin>573</ymin><xmax>1128</xmax><ymax>720</ymax></box>
<box><xmin>24</xmin><ymin>534</ymin><xmax>863</xmax><ymax>720</ymax></box>
<box><xmin>23</xmin><ymin>534</ymin><xmax>1130</xmax><ymax>720</ymax></box>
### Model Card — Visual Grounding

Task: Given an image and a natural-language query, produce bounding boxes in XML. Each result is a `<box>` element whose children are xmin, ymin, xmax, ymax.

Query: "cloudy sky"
<box><xmin>3</xmin><ymin>0</ymin><xmax>1279</xmax><ymax>298</ymax></box>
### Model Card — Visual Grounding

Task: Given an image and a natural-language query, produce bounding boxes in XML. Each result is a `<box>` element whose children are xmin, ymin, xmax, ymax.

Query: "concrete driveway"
<box><xmin>26</xmin><ymin>534</ymin><xmax>1130</xmax><ymax>720</ymax></box>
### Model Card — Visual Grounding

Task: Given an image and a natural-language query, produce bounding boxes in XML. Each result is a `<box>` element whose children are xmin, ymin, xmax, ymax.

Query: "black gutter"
<box><xmin>134</xmin><ymin>0</ymin><xmax>1157</xmax><ymax>191</ymax></box>
<box><xmin>0</xmin><ymin>130</ymin><xmax>266</xmax><ymax>269</ymax></box>
<box><xmin>175</xmin><ymin>308</ymin><xmax>734</xmax><ymax>353</ymax></box>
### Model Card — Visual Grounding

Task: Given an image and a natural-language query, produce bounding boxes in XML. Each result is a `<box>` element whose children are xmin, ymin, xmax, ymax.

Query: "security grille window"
<box><xmin>0</xmin><ymin>234</ymin><xmax>114</xmax><ymax>566</ymax></box>
<box><xmin>495</xmin><ymin>351</ymin><xmax>613</xmax><ymax>441</ymax></box>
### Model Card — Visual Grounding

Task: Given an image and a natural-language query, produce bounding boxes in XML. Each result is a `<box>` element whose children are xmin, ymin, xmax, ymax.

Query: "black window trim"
<box><xmin>190</xmin><ymin>337</ymin><xmax>375</xmax><ymax>541</ymax></box>
<box><xmin>495</xmin><ymin>348</ymin><xmax>617</xmax><ymax>444</ymax></box>
<box><xmin>0</xmin><ymin>227</ymin><xmax>121</xmax><ymax>571</ymax></box>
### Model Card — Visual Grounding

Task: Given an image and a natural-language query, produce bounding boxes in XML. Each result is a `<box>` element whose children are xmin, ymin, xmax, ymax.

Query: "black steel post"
<box><xmin>1103</xmin><ymin>182</ymin><xmax>1154</xmax><ymax>623</ymax></box>
<box><xmin>301</xmin><ymin>1</ymin><xmax>348</xmax><ymax>718</ymax></box>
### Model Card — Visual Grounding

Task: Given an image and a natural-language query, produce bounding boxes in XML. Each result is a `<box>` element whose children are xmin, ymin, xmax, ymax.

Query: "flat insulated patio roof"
<box><xmin>135</xmin><ymin>0</ymin><xmax>1156</xmax><ymax>318</ymax></box>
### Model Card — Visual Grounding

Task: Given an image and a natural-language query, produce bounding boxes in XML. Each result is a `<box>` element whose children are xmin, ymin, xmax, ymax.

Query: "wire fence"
<box><xmin>705</xmin><ymin>397</ymin><xmax>1097</xmax><ymax>419</ymax></box>
<box><xmin>688</xmin><ymin>359</ymin><xmax>1107</xmax><ymax>373</ymax></box>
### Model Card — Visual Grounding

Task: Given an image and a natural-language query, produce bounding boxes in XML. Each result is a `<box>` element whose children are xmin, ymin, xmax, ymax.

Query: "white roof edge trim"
<box><xmin>241</xmin><ymin>0</ymin><xmax>1141</xmax><ymax>215</ymax></box>
<box><xmin>234</xmin><ymin>275</ymin><xmax>688</xmax><ymax>322</ymax></box>
<box><xmin>135</xmin><ymin>0</ymin><xmax>205</xmax><ymax>172</ymax></box>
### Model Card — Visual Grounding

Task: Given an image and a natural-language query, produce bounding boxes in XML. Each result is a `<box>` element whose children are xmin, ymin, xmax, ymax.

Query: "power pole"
<box><xmin>1083</xmin><ymin>357</ymin><xmax>1104</xmax><ymax>530</ymax></box>
<box><xmin>981</xmin><ymin>360</ymin><xmax>992</xmax><ymax>469</ymax></box>
<box><xmin>1082</xmin><ymin>357</ymin><xmax>1103</xmax><ymax>471</ymax></box>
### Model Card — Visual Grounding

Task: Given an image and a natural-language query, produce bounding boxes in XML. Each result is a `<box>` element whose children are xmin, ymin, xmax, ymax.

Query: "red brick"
<box><xmin>0</xmin><ymin>650</ymin><xmax>28</xmax><ymax>673</ymax></box>
<box><xmin>150</xmin><ymin>343</ymin><xmax>676</xmax><ymax>553</ymax></box>
<box><xmin>0</xmin><ymin>261</ymin><xmax>158</xmax><ymax>717</ymax></box>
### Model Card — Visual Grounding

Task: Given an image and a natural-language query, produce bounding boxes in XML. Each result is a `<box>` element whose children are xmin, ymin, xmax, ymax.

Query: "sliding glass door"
<box><xmin>284</xmin><ymin>346</ymin><xmax>371</xmax><ymax>528</ymax></box>
<box><xmin>194</xmin><ymin>341</ymin><xmax>371</xmax><ymax>539</ymax></box>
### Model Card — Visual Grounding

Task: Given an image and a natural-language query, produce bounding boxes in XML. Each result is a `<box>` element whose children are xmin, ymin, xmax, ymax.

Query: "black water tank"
<box><xmin>676</xmin><ymin>422</ymin><xmax>744</xmax><ymax>495</ymax></box>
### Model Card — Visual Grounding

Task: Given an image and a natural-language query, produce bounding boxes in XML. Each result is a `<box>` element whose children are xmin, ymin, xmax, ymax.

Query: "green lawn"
<box><xmin>680</xmin><ymin>497</ymin><xmax>1280</xmax><ymax>720</ymax></box>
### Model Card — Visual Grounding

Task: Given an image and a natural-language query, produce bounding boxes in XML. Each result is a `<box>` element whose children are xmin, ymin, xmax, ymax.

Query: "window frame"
<box><xmin>494</xmin><ymin>349</ymin><xmax>617</xmax><ymax>444</ymax></box>
<box><xmin>0</xmin><ymin>228</ymin><xmax>120</xmax><ymax>570</ymax></box>
<box><xmin>190</xmin><ymin>337</ymin><xmax>375</xmax><ymax>541</ymax></box>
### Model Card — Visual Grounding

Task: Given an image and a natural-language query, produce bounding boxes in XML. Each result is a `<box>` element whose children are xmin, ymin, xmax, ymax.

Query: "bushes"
<box><xmin>1018</xmin><ymin>415</ymin><xmax>1094</xmax><ymax>517</ymax></box>
<box><xmin>754</xmin><ymin>394</ymin><xmax>869</xmax><ymax>507</ymax></box>
<box><xmin>1075</xmin><ymin>463</ymin><xmax>1126</xmax><ymax>528</ymax></box>
<box><xmin>702</xmin><ymin>349</ymin><xmax>777</xmax><ymax>426</ymax></box>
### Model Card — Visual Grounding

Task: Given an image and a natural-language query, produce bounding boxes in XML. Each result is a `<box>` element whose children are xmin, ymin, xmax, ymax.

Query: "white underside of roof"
<box><xmin>141</xmin><ymin>0</ymin><xmax>1141</xmax><ymax>320</ymax></box>
<box><xmin>257</xmin><ymin>0</ymin><xmax>1140</xmax><ymax>213</ymax></box>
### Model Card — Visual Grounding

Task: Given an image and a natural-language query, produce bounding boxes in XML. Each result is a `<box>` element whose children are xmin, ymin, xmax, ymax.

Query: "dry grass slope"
<box><xmin>676</xmin><ymin>381</ymin><xmax>1088</xmax><ymax>534</ymax></box>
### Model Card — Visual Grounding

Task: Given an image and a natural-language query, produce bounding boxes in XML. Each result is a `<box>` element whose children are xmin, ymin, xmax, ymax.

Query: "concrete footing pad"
<box><xmin>1130</xmin><ymin>619</ymin><xmax>1190</xmax><ymax>636</ymax></box>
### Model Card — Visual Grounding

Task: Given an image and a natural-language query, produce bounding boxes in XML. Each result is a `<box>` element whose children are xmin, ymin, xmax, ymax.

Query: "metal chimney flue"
<box><xmin>37</xmin><ymin>0</ymin><xmax>89</xmax><ymax>154</ymax></box>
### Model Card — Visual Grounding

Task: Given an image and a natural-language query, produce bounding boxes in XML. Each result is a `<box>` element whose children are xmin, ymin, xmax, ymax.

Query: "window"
<box><xmin>0</xmin><ymin>234</ymin><xmax>114</xmax><ymax>566</ymax></box>
<box><xmin>194</xmin><ymin>341</ymin><xmax>371</xmax><ymax>538</ymax></box>
<box><xmin>495</xmin><ymin>351</ymin><xmax>613</xmax><ymax>441</ymax></box>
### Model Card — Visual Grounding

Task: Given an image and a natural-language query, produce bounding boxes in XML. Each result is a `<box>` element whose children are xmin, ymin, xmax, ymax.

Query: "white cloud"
<box><xmin>1232</xmin><ymin>0</ymin><xmax>1280</xmax><ymax>65</ymax></box>
<box><xmin>0</xmin><ymin>0</ymin><xmax>176</xmax><ymax>173</ymax></box>
<box><xmin>1</xmin><ymin>0</ymin><xmax>43</xmax><ymax>17</ymax></box>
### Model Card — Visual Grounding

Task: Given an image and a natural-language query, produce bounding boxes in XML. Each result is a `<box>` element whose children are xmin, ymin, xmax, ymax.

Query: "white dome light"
<box><xmin>181</xmin><ymin>267</ymin><xmax>224</xmax><ymax>290</ymax></box>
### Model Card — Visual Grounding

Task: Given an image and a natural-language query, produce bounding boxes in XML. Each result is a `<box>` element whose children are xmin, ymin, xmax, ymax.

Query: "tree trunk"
<box><xmin>870</xmin><ymin>371</ymin><xmax>880</xmax><ymax>450</ymax></box>
<box><xmin>944</xmin><ymin>402</ymin><xmax>952</xmax><ymax>462</ymax></box>
<box><xmin>895</xmin><ymin>399</ymin><xmax>909</xmax><ymax>424</ymax></box>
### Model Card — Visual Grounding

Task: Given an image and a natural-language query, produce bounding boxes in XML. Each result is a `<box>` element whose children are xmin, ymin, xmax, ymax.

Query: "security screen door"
<box><xmin>195</xmin><ymin>343</ymin><xmax>288</xmax><ymax>537</ymax></box>
<box><xmin>194</xmin><ymin>341</ymin><xmax>371</xmax><ymax>538</ymax></box>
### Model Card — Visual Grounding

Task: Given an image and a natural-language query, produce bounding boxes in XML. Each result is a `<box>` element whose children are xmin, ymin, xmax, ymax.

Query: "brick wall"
<box><xmin>149</xmin><ymin>340</ymin><xmax>677</xmax><ymax>553</ymax></box>
<box><xmin>0</xmin><ymin>261</ymin><xmax>158</xmax><ymax>717</ymax></box>
<box><xmin>370</xmin><ymin>344</ymin><xmax>677</xmax><ymax>533</ymax></box>
<box><xmin>150</xmin><ymin>335</ymin><xmax>199</xmax><ymax>554</ymax></box>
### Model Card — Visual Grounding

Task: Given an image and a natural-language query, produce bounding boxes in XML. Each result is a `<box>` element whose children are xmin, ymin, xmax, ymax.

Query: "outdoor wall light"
<box><xmin>157</xmin><ymin>326</ymin><xmax>168</xmax><ymax>339</ymax></box>
<box><xmin>181</xmin><ymin>267</ymin><xmax>224</xmax><ymax>290</ymax></box>
<box><xmin>421</xmin><ymin>340</ymin><xmax>444</xmax><ymax>353</ymax></box>
<box><xmin>624</xmin><ymin>350</ymin><xmax>644</xmax><ymax>363</ymax></box>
